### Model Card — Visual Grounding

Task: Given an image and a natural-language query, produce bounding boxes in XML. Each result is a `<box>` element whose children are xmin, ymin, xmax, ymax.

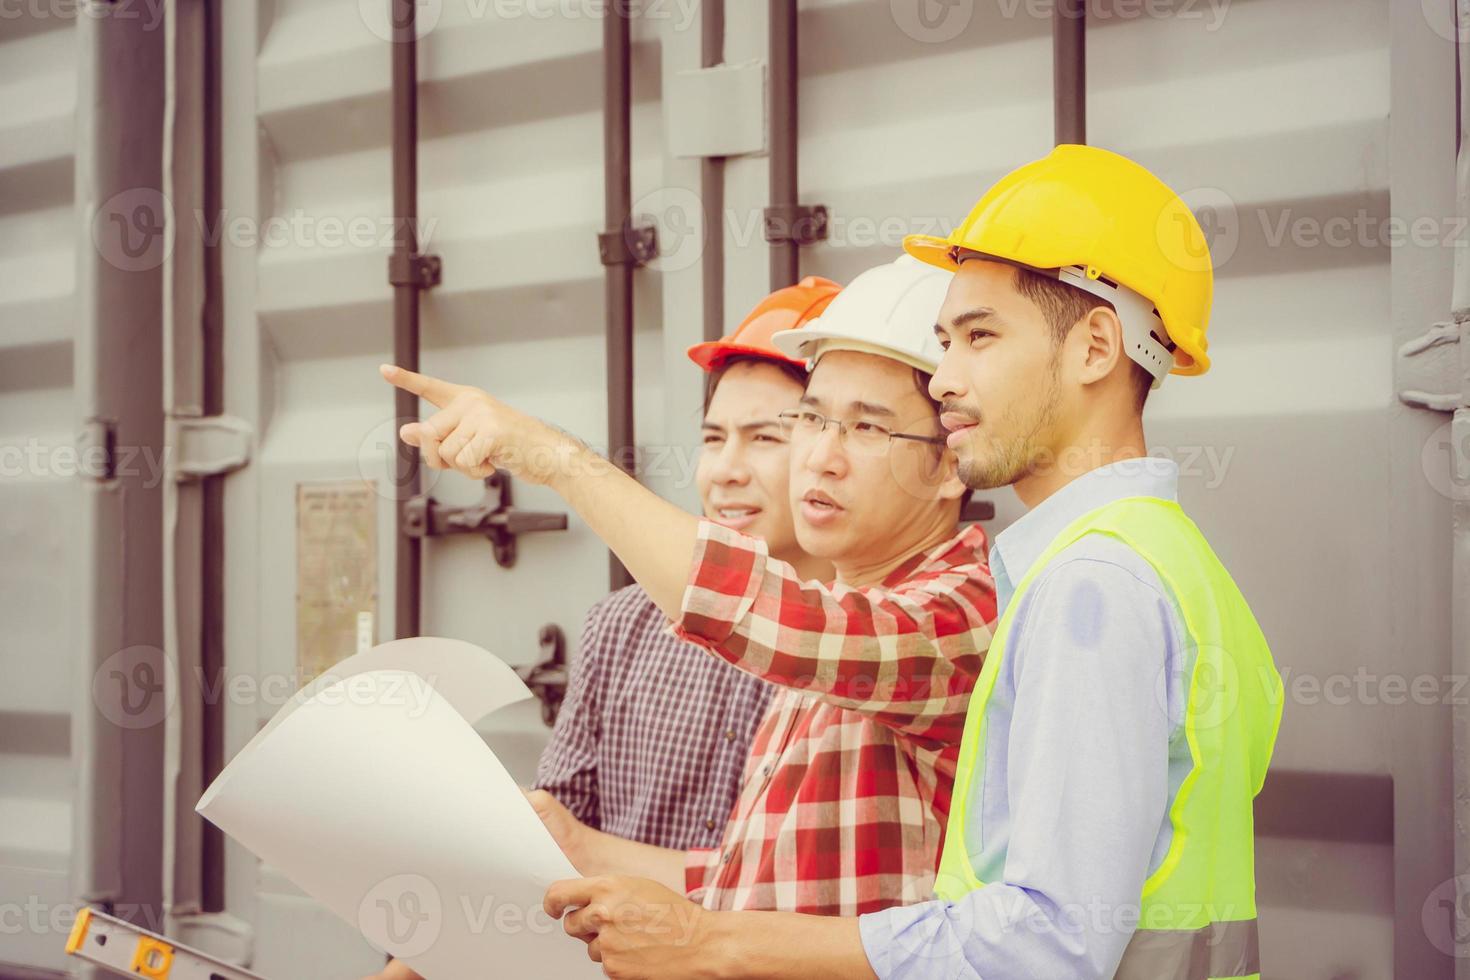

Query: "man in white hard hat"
<box><xmin>539</xmin><ymin>148</ymin><xmax>1281</xmax><ymax>980</ymax></box>
<box><xmin>380</xmin><ymin>256</ymin><xmax>996</xmax><ymax>923</ymax></box>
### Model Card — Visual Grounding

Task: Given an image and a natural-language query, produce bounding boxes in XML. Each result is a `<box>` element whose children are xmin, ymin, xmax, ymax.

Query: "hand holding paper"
<box><xmin>197</xmin><ymin>637</ymin><xmax>599</xmax><ymax>979</ymax></box>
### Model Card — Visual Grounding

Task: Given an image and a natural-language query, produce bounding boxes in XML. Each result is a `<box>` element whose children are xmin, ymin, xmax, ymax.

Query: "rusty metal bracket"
<box><xmin>763</xmin><ymin>203</ymin><xmax>828</xmax><ymax>246</ymax></box>
<box><xmin>387</xmin><ymin>252</ymin><xmax>443</xmax><ymax>289</ymax></box>
<box><xmin>402</xmin><ymin>470</ymin><xmax>566</xmax><ymax>568</ymax></box>
<box><xmin>515</xmin><ymin>624</ymin><xmax>568</xmax><ymax>727</ymax></box>
<box><xmin>598</xmin><ymin>220</ymin><xmax>659</xmax><ymax>267</ymax></box>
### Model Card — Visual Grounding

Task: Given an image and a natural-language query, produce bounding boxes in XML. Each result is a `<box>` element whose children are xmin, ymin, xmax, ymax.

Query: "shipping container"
<box><xmin>0</xmin><ymin>0</ymin><xmax>1464</xmax><ymax>977</ymax></box>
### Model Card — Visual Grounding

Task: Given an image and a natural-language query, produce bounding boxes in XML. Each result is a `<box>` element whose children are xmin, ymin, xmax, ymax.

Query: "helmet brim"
<box><xmin>902</xmin><ymin>233</ymin><xmax>960</xmax><ymax>272</ymax></box>
<box><xmin>686</xmin><ymin>340</ymin><xmax>806</xmax><ymax>373</ymax></box>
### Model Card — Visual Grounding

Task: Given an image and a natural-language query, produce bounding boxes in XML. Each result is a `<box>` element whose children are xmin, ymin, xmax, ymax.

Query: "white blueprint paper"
<box><xmin>197</xmin><ymin>637</ymin><xmax>596</xmax><ymax>978</ymax></box>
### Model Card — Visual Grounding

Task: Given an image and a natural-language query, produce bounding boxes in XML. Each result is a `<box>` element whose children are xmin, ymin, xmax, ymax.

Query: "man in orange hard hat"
<box><xmin>363</xmin><ymin>279</ymin><xmax>836</xmax><ymax>980</ymax></box>
<box><xmin>541</xmin><ymin>146</ymin><xmax>1283</xmax><ymax>980</ymax></box>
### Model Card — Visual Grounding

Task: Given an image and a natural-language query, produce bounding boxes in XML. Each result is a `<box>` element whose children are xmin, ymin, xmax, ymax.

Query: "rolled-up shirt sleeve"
<box><xmin>684</xmin><ymin>847</ymin><xmax>715</xmax><ymax>901</ymax></box>
<box><xmin>672</xmin><ymin>519</ymin><xmax>995</xmax><ymax>746</ymax></box>
<box><xmin>857</xmin><ymin>556</ymin><xmax>1177</xmax><ymax>979</ymax></box>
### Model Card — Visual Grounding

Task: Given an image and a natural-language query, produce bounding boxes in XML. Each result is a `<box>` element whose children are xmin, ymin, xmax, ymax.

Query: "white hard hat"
<box><xmin>770</xmin><ymin>255</ymin><xmax>951</xmax><ymax>373</ymax></box>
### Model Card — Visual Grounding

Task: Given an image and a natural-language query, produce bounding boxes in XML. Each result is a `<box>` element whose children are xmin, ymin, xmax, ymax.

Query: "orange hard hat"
<box><xmin>686</xmin><ymin>276</ymin><xmax>842</xmax><ymax>372</ymax></box>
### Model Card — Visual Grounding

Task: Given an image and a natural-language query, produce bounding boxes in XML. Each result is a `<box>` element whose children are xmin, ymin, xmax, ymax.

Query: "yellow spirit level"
<box><xmin>65</xmin><ymin>907</ymin><xmax>271</xmax><ymax>980</ymax></box>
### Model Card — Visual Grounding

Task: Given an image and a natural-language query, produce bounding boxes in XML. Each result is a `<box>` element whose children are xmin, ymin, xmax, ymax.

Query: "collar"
<box><xmin>880</xmin><ymin>523</ymin><xmax>991</xmax><ymax>588</ymax></box>
<box><xmin>989</xmin><ymin>456</ymin><xmax>1180</xmax><ymax>609</ymax></box>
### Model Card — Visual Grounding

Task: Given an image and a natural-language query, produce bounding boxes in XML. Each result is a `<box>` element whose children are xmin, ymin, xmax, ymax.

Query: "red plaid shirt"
<box><xmin>673</xmin><ymin>520</ymin><xmax>996</xmax><ymax>915</ymax></box>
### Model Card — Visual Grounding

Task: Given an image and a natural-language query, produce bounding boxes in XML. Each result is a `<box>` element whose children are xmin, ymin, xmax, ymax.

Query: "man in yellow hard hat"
<box><xmin>541</xmin><ymin>145</ymin><xmax>1283</xmax><ymax>980</ymax></box>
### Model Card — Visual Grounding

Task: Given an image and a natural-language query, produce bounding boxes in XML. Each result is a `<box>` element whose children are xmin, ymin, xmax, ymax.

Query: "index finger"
<box><xmin>544</xmin><ymin>877</ymin><xmax>601</xmax><ymax>920</ymax></box>
<box><xmin>380</xmin><ymin>363</ymin><xmax>460</xmax><ymax>409</ymax></box>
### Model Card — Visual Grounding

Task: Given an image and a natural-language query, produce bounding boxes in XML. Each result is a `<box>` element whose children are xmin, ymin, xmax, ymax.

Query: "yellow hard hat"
<box><xmin>904</xmin><ymin>144</ymin><xmax>1214</xmax><ymax>378</ymax></box>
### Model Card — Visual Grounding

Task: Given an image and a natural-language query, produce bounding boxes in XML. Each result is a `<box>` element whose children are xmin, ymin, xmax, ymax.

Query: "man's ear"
<box><xmin>935</xmin><ymin>447</ymin><xmax>967</xmax><ymax>503</ymax></box>
<box><xmin>1075</xmin><ymin>306</ymin><xmax>1126</xmax><ymax>386</ymax></box>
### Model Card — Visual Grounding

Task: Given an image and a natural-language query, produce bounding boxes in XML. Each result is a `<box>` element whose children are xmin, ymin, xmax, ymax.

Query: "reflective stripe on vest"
<box><xmin>933</xmin><ymin>496</ymin><xmax>1283</xmax><ymax>980</ymax></box>
<box><xmin>1114</xmin><ymin>919</ymin><xmax>1261</xmax><ymax>980</ymax></box>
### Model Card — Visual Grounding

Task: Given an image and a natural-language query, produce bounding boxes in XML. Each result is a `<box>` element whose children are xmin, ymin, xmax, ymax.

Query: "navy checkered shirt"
<box><xmin>534</xmin><ymin>584</ymin><xmax>775</xmax><ymax>850</ymax></box>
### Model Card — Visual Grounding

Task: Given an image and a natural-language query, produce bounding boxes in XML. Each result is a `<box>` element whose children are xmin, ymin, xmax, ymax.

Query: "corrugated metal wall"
<box><xmin>0</xmin><ymin>0</ymin><xmax>1460</xmax><ymax>976</ymax></box>
<box><xmin>0</xmin><ymin>13</ymin><xmax>80</xmax><ymax>978</ymax></box>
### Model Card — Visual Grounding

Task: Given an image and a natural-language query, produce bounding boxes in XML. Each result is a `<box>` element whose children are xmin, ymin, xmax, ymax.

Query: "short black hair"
<box><xmin>702</xmin><ymin>355</ymin><xmax>808</xmax><ymax>415</ymax></box>
<box><xmin>1011</xmin><ymin>266</ymin><xmax>1152</xmax><ymax>411</ymax></box>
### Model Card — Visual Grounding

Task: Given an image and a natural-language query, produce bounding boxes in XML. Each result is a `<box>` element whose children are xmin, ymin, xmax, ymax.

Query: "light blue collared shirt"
<box><xmin>858</xmin><ymin>458</ymin><xmax>1191</xmax><ymax>980</ymax></box>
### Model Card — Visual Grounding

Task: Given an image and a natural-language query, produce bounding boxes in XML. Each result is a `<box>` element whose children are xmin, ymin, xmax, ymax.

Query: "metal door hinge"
<box><xmin>388</xmin><ymin>252</ymin><xmax>443</xmax><ymax>289</ymax></box>
<box><xmin>402</xmin><ymin>469</ymin><xmax>567</xmax><ymax>568</ymax></box>
<box><xmin>763</xmin><ymin>203</ymin><xmax>829</xmax><ymax>246</ymax></box>
<box><xmin>599</xmin><ymin>220</ymin><xmax>660</xmax><ymax>267</ymax></box>
<box><xmin>169</xmin><ymin>414</ymin><xmax>253</xmax><ymax>481</ymax></box>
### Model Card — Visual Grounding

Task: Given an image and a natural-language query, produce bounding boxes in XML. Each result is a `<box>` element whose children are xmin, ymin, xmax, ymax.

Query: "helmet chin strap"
<box><xmin>1056</xmin><ymin>266</ymin><xmax>1175</xmax><ymax>390</ymax></box>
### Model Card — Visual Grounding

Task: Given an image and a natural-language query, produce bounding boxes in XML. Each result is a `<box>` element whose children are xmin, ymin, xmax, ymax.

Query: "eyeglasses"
<box><xmin>776</xmin><ymin>409</ymin><xmax>946</xmax><ymax>456</ymax></box>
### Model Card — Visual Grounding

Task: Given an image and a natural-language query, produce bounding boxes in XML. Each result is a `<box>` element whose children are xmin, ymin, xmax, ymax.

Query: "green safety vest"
<box><xmin>934</xmin><ymin>496</ymin><xmax>1283</xmax><ymax>980</ymax></box>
